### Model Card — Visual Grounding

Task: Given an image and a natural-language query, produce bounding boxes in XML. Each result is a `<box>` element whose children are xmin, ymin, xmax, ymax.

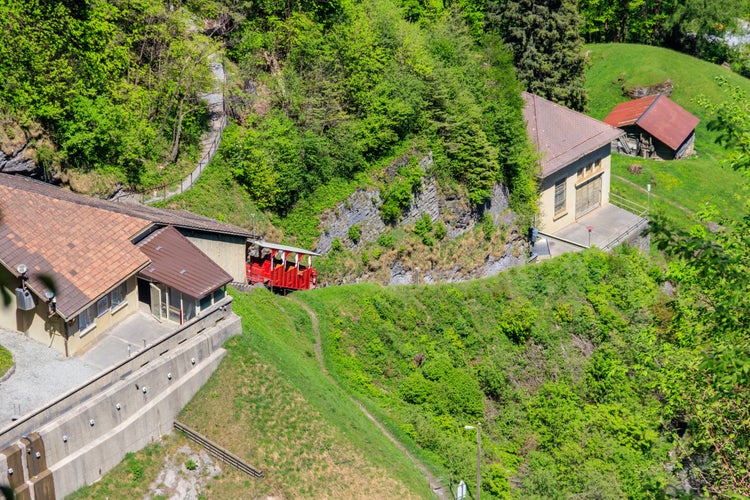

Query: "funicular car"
<box><xmin>246</xmin><ymin>241</ymin><xmax>319</xmax><ymax>291</ymax></box>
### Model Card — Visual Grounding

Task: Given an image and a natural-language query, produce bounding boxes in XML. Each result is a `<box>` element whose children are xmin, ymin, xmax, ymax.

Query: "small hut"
<box><xmin>603</xmin><ymin>95</ymin><xmax>699</xmax><ymax>160</ymax></box>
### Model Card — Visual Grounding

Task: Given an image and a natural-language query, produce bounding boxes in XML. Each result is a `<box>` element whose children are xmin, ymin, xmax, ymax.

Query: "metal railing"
<box><xmin>174</xmin><ymin>420</ymin><xmax>263</xmax><ymax>478</ymax></box>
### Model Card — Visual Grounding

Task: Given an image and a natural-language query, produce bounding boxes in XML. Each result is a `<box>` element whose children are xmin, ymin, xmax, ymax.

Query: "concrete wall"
<box><xmin>0</xmin><ymin>297</ymin><xmax>241</xmax><ymax>498</ymax></box>
<box><xmin>182</xmin><ymin>230</ymin><xmax>247</xmax><ymax>284</ymax></box>
<box><xmin>538</xmin><ymin>145</ymin><xmax>612</xmax><ymax>233</ymax></box>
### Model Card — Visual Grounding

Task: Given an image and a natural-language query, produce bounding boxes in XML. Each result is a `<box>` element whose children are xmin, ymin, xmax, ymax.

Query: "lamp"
<box><xmin>17</xmin><ymin>263</ymin><xmax>28</xmax><ymax>289</ymax></box>
<box><xmin>44</xmin><ymin>290</ymin><xmax>56</xmax><ymax>315</ymax></box>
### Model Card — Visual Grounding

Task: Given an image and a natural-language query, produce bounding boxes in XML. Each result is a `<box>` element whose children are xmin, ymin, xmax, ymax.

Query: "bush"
<box><xmin>497</xmin><ymin>300</ymin><xmax>537</xmax><ymax>344</ymax></box>
<box><xmin>348</xmin><ymin>224</ymin><xmax>361</xmax><ymax>244</ymax></box>
<box><xmin>377</xmin><ymin>232</ymin><xmax>396</xmax><ymax>248</ymax></box>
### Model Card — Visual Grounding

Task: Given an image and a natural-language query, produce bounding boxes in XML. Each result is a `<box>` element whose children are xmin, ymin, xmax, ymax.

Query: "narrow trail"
<box><xmin>286</xmin><ymin>296</ymin><xmax>449</xmax><ymax>500</ymax></box>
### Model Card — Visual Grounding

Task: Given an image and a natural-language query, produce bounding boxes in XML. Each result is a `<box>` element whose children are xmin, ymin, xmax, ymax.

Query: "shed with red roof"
<box><xmin>603</xmin><ymin>95</ymin><xmax>699</xmax><ymax>160</ymax></box>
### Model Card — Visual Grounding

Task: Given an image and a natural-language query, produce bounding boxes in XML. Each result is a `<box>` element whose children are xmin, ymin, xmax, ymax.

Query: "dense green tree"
<box><xmin>488</xmin><ymin>0</ymin><xmax>588</xmax><ymax>111</ymax></box>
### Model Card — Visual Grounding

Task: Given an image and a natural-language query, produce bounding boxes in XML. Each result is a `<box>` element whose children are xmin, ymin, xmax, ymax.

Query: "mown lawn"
<box><xmin>0</xmin><ymin>344</ymin><xmax>12</xmax><ymax>379</ymax></box>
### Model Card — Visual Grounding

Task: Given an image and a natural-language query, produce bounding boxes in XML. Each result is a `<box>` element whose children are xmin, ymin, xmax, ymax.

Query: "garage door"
<box><xmin>575</xmin><ymin>176</ymin><xmax>602</xmax><ymax>219</ymax></box>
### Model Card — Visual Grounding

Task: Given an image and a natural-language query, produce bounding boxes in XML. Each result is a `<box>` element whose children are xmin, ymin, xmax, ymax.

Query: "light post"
<box><xmin>464</xmin><ymin>423</ymin><xmax>481</xmax><ymax>499</ymax></box>
<box><xmin>586</xmin><ymin>226</ymin><xmax>593</xmax><ymax>247</ymax></box>
<box><xmin>647</xmin><ymin>183</ymin><xmax>651</xmax><ymax>215</ymax></box>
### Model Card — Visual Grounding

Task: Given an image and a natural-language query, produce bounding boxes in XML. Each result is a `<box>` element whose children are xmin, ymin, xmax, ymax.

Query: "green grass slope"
<box><xmin>290</xmin><ymin>247</ymin><xmax>691</xmax><ymax>498</ymax></box>
<box><xmin>585</xmin><ymin>43</ymin><xmax>750</xmax><ymax>227</ymax></box>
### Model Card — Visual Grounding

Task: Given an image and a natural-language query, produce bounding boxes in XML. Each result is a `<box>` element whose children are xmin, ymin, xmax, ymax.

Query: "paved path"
<box><xmin>0</xmin><ymin>329</ymin><xmax>98</xmax><ymax>427</ymax></box>
<box><xmin>0</xmin><ymin>309</ymin><xmax>175</xmax><ymax>427</ymax></box>
<box><xmin>287</xmin><ymin>296</ymin><xmax>449</xmax><ymax>499</ymax></box>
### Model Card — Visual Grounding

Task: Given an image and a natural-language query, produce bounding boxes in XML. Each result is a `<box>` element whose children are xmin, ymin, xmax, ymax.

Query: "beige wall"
<box><xmin>182</xmin><ymin>230</ymin><xmax>247</xmax><ymax>283</ymax></box>
<box><xmin>65</xmin><ymin>276</ymin><xmax>140</xmax><ymax>355</ymax></box>
<box><xmin>0</xmin><ymin>272</ymin><xmax>139</xmax><ymax>356</ymax></box>
<box><xmin>538</xmin><ymin>145</ymin><xmax>612</xmax><ymax>233</ymax></box>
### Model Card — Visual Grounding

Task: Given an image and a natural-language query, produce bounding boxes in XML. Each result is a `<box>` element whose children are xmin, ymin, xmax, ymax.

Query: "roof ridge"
<box><xmin>636</xmin><ymin>94</ymin><xmax>662</xmax><ymax>125</ymax></box>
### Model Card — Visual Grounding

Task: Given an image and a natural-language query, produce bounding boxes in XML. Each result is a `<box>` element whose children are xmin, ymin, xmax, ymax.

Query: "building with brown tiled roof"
<box><xmin>603</xmin><ymin>94</ymin><xmax>699</xmax><ymax>160</ymax></box>
<box><xmin>522</xmin><ymin>92</ymin><xmax>624</xmax><ymax>233</ymax></box>
<box><xmin>0</xmin><ymin>174</ymin><xmax>250</xmax><ymax>355</ymax></box>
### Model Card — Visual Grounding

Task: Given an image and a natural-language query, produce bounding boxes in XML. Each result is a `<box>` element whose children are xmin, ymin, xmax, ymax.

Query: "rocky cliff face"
<box><xmin>315</xmin><ymin>156</ymin><xmax>529</xmax><ymax>285</ymax></box>
<box><xmin>0</xmin><ymin>121</ymin><xmax>50</xmax><ymax>179</ymax></box>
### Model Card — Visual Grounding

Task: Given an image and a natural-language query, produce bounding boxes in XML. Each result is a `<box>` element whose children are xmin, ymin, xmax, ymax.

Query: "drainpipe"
<box><xmin>63</xmin><ymin>321</ymin><xmax>69</xmax><ymax>358</ymax></box>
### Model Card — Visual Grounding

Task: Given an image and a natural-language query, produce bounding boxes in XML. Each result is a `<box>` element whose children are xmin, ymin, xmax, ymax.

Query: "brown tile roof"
<box><xmin>0</xmin><ymin>177</ymin><xmax>151</xmax><ymax>319</ymax></box>
<box><xmin>603</xmin><ymin>95</ymin><xmax>700</xmax><ymax>151</ymax></box>
<box><xmin>523</xmin><ymin>92</ymin><xmax>624</xmax><ymax>178</ymax></box>
<box><xmin>137</xmin><ymin>226</ymin><xmax>232</xmax><ymax>299</ymax></box>
<box><xmin>0</xmin><ymin>174</ymin><xmax>255</xmax><ymax>238</ymax></box>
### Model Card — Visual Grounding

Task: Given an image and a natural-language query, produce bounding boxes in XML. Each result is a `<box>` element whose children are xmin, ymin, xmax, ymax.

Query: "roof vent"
<box><xmin>180</xmin><ymin>269</ymin><xmax>187</xmax><ymax>275</ymax></box>
<box><xmin>156</xmin><ymin>245</ymin><xmax>162</xmax><ymax>251</ymax></box>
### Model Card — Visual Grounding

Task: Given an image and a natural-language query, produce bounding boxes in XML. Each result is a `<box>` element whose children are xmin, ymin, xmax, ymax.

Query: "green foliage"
<box><xmin>413</xmin><ymin>213</ymin><xmax>434</xmax><ymax>246</ymax></box>
<box><xmin>347</xmin><ymin>224</ymin><xmax>361</xmax><ymax>244</ymax></box>
<box><xmin>222</xmin><ymin>0</ymin><xmax>535</xmax><ymax>223</ymax></box>
<box><xmin>377</xmin><ymin>232</ymin><xmax>397</xmax><ymax>248</ymax></box>
<box><xmin>480</xmin><ymin>213</ymin><xmax>495</xmax><ymax>241</ymax></box>
<box><xmin>0</xmin><ymin>345</ymin><xmax>12</xmax><ymax>379</ymax></box>
<box><xmin>184</xmin><ymin>459</ymin><xmax>198</xmax><ymax>471</ymax></box>
<box><xmin>578</xmin><ymin>0</ymin><xmax>747</xmax><ymax>67</ymax></box>
<box><xmin>497</xmin><ymin>299</ymin><xmax>537</xmax><ymax>344</ymax></box>
<box><xmin>0</xmin><ymin>0</ymin><xmax>215</xmax><ymax>186</ymax></box>
<box><xmin>434</xmin><ymin>221</ymin><xmax>447</xmax><ymax>240</ymax></box>
<box><xmin>646</xmin><ymin>75</ymin><xmax>750</xmax><ymax>497</ymax></box>
<box><xmin>489</xmin><ymin>0</ymin><xmax>588</xmax><ymax>111</ymax></box>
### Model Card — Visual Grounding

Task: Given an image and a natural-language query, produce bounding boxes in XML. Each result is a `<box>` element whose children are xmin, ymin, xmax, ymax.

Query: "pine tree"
<box><xmin>488</xmin><ymin>0</ymin><xmax>588</xmax><ymax>111</ymax></box>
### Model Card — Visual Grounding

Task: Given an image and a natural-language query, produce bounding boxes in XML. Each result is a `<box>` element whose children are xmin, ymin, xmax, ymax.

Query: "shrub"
<box><xmin>331</xmin><ymin>238</ymin><xmax>342</xmax><ymax>252</ymax></box>
<box><xmin>348</xmin><ymin>224</ymin><xmax>361</xmax><ymax>244</ymax></box>
<box><xmin>434</xmin><ymin>221</ymin><xmax>447</xmax><ymax>240</ymax></box>
<box><xmin>497</xmin><ymin>300</ymin><xmax>537</xmax><ymax>344</ymax></box>
<box><xmin>185</xmin><ymin>459</ymin><xmax>198</xmax><ymax>471</ymax></box>
<box><xmin>377</xmin><ymin>232</ymin><xmax>396</xmax><ymax>248</ymax></box>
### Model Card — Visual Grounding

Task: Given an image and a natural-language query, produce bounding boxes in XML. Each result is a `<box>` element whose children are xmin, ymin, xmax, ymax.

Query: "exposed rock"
<box><xmin>0</xmin><ymin>146</ymin><xmax>37</xmax><ymax>175</ymax></box>
<box><xmin>626</xmin><ymin>79</ymin><xmax>673</xmax><ymax>99</ymax></box>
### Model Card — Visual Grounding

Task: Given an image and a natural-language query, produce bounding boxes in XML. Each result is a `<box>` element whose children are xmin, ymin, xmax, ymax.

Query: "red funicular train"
<box><xmin>246</xmin><ymin>241</ymin><xmax>319</xmax><ymax>291</ymax></box>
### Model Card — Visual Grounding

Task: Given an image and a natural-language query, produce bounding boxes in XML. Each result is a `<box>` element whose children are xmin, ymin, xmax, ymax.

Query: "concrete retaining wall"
<box><xmin>0</xmin><ymin>297</ymin><xmax>241</xmax><ymax>498</ymax></box>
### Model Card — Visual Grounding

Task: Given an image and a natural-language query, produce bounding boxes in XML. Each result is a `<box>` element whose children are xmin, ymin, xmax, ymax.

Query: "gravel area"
<box><xmin>0</xmin><ymin>329</ymin><xmax>99</xmax><ymax>428</ymax></box>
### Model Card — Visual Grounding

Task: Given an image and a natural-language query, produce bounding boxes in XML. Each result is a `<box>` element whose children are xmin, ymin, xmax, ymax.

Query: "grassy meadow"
<box><xmin>585</xmin><ymin>43</ymin><xmax>750</xmax><ymax>228</ymax></box>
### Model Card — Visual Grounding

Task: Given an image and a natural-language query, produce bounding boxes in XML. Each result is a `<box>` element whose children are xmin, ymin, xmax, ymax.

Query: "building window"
<box><xmin>554</xmin><ymin>179</ymin><xmax>566</xmax><ymax>215</ymax></box>
<box><xmin>110</xmin><ymin>282</ymin><xmax>127</xmax><ymax>309</ymax></box>
<box><xmin>96</xmin><ymin>296</ymin><xmax>109</xmax><ymax>317</ymax></box>
<box><xmin>78</xmin><ymin>305</ymin><xmax>96</xmax><ymax>335</ymax></box>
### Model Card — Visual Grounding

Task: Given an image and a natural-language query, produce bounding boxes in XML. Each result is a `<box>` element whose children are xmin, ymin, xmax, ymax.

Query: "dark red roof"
<box><xmin>603</xmin><ymin>95</ymin><xmax>699</xmax><ymax>151</ymax></box>
<box><xmin>137</xmin><ymin>226</ymin><xmax>232</xmax><ymax>299</ymax></box>
<box><xmin>523</xmin><ymin>92</ymin><xmax>624</xmax><ymax>178</ymax></box>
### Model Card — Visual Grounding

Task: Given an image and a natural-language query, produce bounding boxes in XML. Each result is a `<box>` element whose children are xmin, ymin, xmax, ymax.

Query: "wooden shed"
<box><xmin>604</xmin><ymin>95</ymin><xmax>699</xmax><ymax>160</ymax></box>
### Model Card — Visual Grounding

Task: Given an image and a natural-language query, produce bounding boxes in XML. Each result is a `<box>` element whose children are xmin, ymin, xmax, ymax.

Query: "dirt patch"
<box><xmin>146</xmin><ymin>445</ymin><xmax>221</xmax><ymax>500</ymax></box>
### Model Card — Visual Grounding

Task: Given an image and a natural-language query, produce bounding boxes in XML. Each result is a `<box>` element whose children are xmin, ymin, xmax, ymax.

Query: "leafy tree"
<box><xmin>488</xmin><ymin>0</ymin><xmax>588</xmax><ymax>111</ymax></box>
